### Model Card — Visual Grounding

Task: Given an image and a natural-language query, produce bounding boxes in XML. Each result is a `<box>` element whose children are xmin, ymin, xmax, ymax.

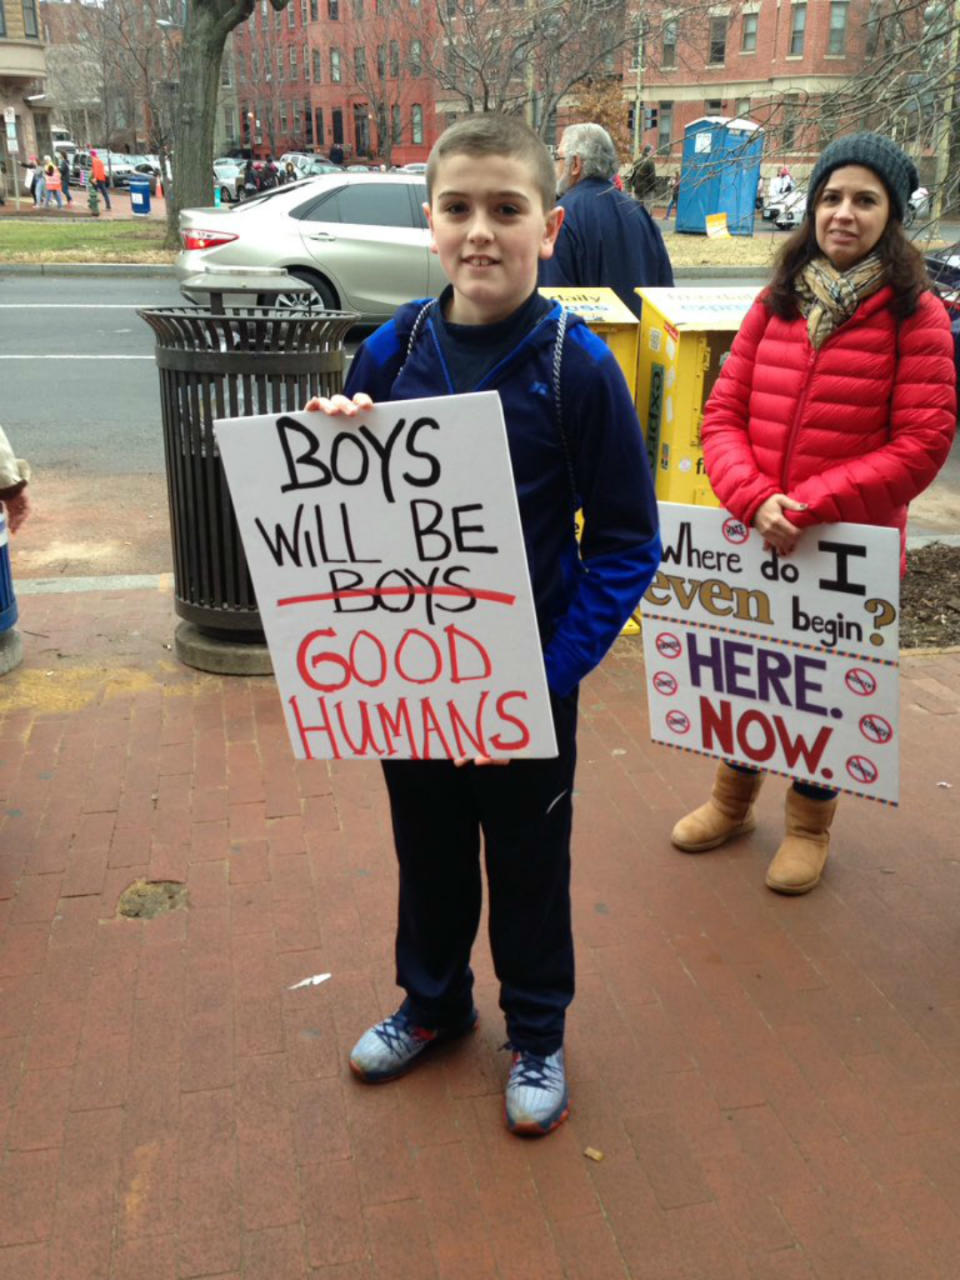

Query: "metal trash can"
<box><xmin>129</xmin><ymin>175</ymin><xmax>152</xmax><ymax>216</ymax></box>
<box><xmin>138</xmin><ymin>304</ymin><xmax>356</xmax><ymax>668</ymax></box>
<box><xmin>0</xmin><ymin>505</ymin><xmax>23</xmax><ymax>674</ymax></box>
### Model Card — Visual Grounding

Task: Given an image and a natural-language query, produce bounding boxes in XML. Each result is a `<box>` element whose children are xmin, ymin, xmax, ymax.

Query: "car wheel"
<box><xmin>266</xmin><ymin>268</ymin><xmax>339</xmax><ymax>311</ymax></box>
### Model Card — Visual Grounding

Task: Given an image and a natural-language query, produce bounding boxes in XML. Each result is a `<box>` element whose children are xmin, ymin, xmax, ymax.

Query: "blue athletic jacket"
<box><xmin>344</xmin><ymin>299</ymin><xmax>661</xmax><ymax>697</ymax></box>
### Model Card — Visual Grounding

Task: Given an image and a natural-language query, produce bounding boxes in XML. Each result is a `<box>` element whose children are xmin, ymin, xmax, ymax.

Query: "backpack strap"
<box><xmin>395</xmin><ymin>298</ymin><xmax>436</xmax><ymax>382</ymax></box>
<box><xmin>551</xmin><ymin>305</ymin><xmax>578</xmax><ymax>517</ymax></box>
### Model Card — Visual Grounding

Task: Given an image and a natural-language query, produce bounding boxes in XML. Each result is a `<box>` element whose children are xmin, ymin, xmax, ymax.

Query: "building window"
<box><xmin>0</xmin><ymin>2</ymin><xmax>7</xmax><ymax>36</ymax></box>
<box><xmin>311</xmin><ymin>0</ymin><xmax>319</xmax><ymax>16</ymax></box>
<box><xmin>223</xmin><ymin>107</ymin><xmax>236</xmax><ymax>140</ymax></box>
<box><xmin>789</xmin><ymin>3</ymin><xmax>806</xmax><ymax>56</ymax></box>
<box><xmin>280</xmin><ymin>103</ymin><xmax>288</xmax><ymax>132</ymax></box>
<box><xmin>276</xmin><ymin>47</ymin><xmax>284</xmax><ymax>80</ymax></box>
<box><xmin>392</xmin><ymin>103</ymin><xmax>402</xmax><ymax>142</ymax></box>
<box><xmin>303</xmin><ymin>43</ymin><xmax>309</xmax><ymax>77</ymax></box>
<box><xmin>412</xmin><ymin>103</ymin><xmax>423</xmax><ymax>144</ymax></box>
<box><xmin>736</xmin><ymin>97</ymin><xmax>751</xmax><ymax>119</ymax></box>
<box><xmin>315</xmin><ymin>106</ymin><xmax>325</xmax><ymax>144</ymax></box>
<box><xmin>333</xmin><ymin>107</ymin><xmax>344</xmax><ymax>144</ymax></box>
<box><xmin>22</xmin><ymin>0</ymin><xmax>39</xmax><ymax>37</ymax></box>
<box><xmin>331</xmin><ymin>47</ymin><xmax>341</xmax><ymax>82</ymax></box>
<box><xmin>662</xmin><ymin>18</ymin><xmax>676</xmax><ymax>68</ymax></box>
<box><xmin>355</xmin><ymin>46</ymin><xmax>366</xmax><ymax>81</ymax></box>
<box><xmin>302</xmin><ymin>0</ymin><xmax>309</xmax><ymax>22</ymax></box>
<box><xmin>329</xmin><ymin>0</ymin><xmax>339</xmax><ymax>16</ymax></box>
<box><xmin>410</xmin><ymin>39</ymin><xmax>423</xmax><ymax>76</ymax></box>
<box><xmin>290</xmin><ymin>45</ymin><xmax>298</xmax><ymax>78</ymax></box>
<box><xmin>221</xmin><ymin>58</ymin><xmax>232</xmax><ymax>87</ymax></box>
<box><xmin>354</xmin><ymin>0</ymin><xmax>364</xmax><ymax>15</ymax></box>
<box><xmin>708</xmin><ymin>16</ymin><xmax>726</xmax><ymax>64</ymax></box>
<box><xmin>288</xmin><ymin>0</ymin><xmax>296</xmax><ymax>25</ymax></box>
<box><xmin>705</xmin><ymin>99</ymin><xmax>724</xmax><ymax>115</ymax></box>
<box><xmin>377</xmin><ymin>44</ymin><xmax>386</xmax><ymax>78</ymax></box>
<box><xmin>251</xmin><ymin>50</ymin><xmax>259</xmax><ymax>79</ymax></box>
<box><xmin>741</xmin><ymin>12</ymin><xmax>758</xmax><ymax>52</ymax></box>
<box><xmin>782</xmin><ymin>94</ymin><xmax>800</xmax><ymax>149</ymax></box>
<box><xmin>313</xmin><ymin>49</ymin><xmax>323</xmax><ymax>81</ymax></box>
<box><xmin>658</xmin><ymin>101</ymin><xmax>673</xmax><ymax>152</ymax></box>
<box><xmin>389</xmin><ymin>40</ymin><xmax>400</xmax><ymax>76</ymax></box>
<box><xmin>828</xmin><ymin>2</ymin><xmax>848</xmax><ymax>55</ymax></box>
<box><xmin>305</xmin><ymin>100</ymin><xmax>314</xmax><ymax>142</ymax></box>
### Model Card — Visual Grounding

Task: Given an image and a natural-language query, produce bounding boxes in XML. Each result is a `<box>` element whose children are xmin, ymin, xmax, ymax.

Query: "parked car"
<box><xmin>774</xmin><ymin>184</ymin><xmax>932</xmax><ymax>231</ymax></box>
<box><xmin>213</xmin><ymin>158</ymin><xmax>243</xmax><ymax>203</ymax></box>
<box><xmin>397</xmin><ymin>162</ymin><xmax>427</xmax><ymax>174</ymax></box>
<box><xmin>175</xmin><ymin>171</ymin><xmax>448</xmax><ymax>318</ymax></box>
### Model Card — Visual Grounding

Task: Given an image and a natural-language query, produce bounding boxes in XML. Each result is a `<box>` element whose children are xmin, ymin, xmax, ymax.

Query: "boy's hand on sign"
<box><xmin>752</xmin><ymin>493</ymin><xmax>806</xmax><ymax>556</ymax></box>
<box><xmin>453</xmin><ymin>755</ymin><xmax>511</xmax><ymax>768</ymax></box>
<box><xmin>303</xmin><ymin>392</ymin><xmax>374</xmax><ymax>416</ymax></box>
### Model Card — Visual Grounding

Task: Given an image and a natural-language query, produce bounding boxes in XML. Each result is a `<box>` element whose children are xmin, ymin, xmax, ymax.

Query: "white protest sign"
<box><xmin>214</xmin><ymin>392</ymin><xmax>558</xmax><ymax>761</ymax></box>
<box><xmin>640</xmin><ymin>505</ymin><xmax>900</xmax><ymax>804</ymax></box>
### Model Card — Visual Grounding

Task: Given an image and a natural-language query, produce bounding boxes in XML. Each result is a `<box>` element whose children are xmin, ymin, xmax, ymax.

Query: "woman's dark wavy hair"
<box><xmin>766</xmin><ymin>174</ymin><xmax>931</xmax><ymax>322</ymax></box>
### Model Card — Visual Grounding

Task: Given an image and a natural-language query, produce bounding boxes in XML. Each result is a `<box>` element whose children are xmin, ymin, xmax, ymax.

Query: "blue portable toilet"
<box><xmin>676</xmin><ymin>116</ymin><xmax>764</xmax><ymax>236</ymax></box>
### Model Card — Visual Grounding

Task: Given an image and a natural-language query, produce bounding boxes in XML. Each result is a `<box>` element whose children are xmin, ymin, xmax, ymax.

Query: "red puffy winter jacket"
<box><xmin>702</xmin><ymin>286</ymin><xmax>956</xmax><ymax>566</ymax></box>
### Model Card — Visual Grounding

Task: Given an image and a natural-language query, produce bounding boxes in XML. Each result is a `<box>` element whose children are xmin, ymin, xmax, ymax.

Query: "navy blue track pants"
<box><xmin>380</xmin><ymin>689</ymin><xmax>578</xmax><ymax>1055</ymax></box>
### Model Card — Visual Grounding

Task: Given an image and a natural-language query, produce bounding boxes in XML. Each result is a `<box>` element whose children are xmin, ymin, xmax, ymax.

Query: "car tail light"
<box><xmin>181</xmin><ymin>229</ymin><xmax>239</xmax><ymax>251</ymax></box>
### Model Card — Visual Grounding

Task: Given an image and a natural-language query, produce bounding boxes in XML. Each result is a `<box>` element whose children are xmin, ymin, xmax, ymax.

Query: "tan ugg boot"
<box><xmin>671</xmin><ymin>762</ymin><xmax>764</xmax><ymax>852</ymax></box>
<box><xmin>765</xmin><ymin>788</ymin><xmax>838</xmax><ymax>895</ymax></box>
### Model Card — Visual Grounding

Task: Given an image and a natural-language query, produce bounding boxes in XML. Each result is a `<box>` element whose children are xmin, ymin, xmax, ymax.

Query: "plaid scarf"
<box><xmin>793</xmin><ymin>252</ymin><xmax>887</xmax><ymax>350</ymax></box>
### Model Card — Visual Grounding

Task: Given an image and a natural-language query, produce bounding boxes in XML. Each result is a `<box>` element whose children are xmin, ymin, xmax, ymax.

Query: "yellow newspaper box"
<box><xmin>634</xmin><ymin>286</ymin><xmax>759</xmax><ymax>505</ymax></box>
<box><xmin>538</xmin><ymin>286</ymin><xmax>639</xmax><ymax>397</ymax></box>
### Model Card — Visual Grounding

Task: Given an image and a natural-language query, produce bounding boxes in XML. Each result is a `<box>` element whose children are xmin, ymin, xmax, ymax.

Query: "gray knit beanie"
<box><xmin>805</xmin><ymin>132</ymin><xmax>918</xmax><ymax>221</ymax></box>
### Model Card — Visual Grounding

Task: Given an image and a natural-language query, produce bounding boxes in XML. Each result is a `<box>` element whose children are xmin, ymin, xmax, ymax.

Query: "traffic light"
<box><xmin>643</xmin><ymin>107</ymin><xmax>659</xmax><ymax>132</ymax></box>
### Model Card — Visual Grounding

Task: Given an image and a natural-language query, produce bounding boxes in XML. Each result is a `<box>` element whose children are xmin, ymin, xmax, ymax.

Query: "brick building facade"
<box><xmin>233</xmin><ymin>0</ymin><xmax>440</xmax><ymax>164</ymax></box>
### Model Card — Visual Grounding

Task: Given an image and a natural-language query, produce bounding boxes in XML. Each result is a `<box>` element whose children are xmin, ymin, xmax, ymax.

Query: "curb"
<box><xmin>0</xmin><ymin>261</ymin><xmax>768</xmax><ymax>282</ymax></box>
<box><xmin>0</xmin><ymin>261</ymin><xmax>174</xmax><ymax>278</ymax></box>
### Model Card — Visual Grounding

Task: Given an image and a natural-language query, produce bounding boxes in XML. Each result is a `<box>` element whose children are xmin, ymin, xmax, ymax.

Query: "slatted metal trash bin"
<box><xmin>138</xmin><ymin>304</ymin><xmax>357</xmax><ymax>673</ymax></box>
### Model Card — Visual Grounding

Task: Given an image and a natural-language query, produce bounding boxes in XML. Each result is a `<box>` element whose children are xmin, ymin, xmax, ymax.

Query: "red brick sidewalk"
<box><xmin>1</xmin><ymin>585</ymin><xmax>959</xmax><ymax>1279</ymax></box>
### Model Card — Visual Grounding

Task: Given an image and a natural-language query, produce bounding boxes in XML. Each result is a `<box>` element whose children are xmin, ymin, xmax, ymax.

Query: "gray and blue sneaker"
<box><xmin>504</xmin><ymin>1046</ymin><xmax>570</xmax><ymax>1136</ymax></box>
<box><xmin>349</xmin><ymin>1006</ymin><xmax>478</xmax><ymax>1083</ymax></box>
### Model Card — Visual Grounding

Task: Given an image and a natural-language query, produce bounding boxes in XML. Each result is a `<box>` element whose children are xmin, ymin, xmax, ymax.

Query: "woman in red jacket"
<box><xmin>672</xmin><ymin>131</ymin><xmax>956</xmax><ymax>895</ymax></box>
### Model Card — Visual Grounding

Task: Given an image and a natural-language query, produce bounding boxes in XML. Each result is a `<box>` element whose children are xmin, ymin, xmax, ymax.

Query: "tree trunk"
<box><xmin>165</xmin><ymin>1</ymin><xmax>290</xmax><ymax>249</ymax></box>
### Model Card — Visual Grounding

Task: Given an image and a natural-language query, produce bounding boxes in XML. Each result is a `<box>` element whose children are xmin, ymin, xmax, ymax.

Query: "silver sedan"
<box><xmin>175</xmin><ymin>172</ymin><xmax>448</xmax><ymax>319</ymax></box>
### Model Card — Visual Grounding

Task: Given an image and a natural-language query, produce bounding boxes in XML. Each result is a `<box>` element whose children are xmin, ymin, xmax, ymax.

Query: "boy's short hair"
<box><xmin>426</xmin><ymin>115</ymin><xmax>557</xmax><ymax>213</ymax></box>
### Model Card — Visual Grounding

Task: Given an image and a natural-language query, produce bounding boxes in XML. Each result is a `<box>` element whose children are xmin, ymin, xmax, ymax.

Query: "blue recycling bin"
<box><xmin>0</xmin><ymin>507</ymin><xmax>18</xmax><ymax>634</ymax></box>
<box><xmin>129</xmin><ymin>175</ymin><xmax>152</xmax><ymax>216</ymax></box>
<box><xmin>676</xmin><ymin>116</ymin><xmax>764</xmax><ymax>236</ymax></box>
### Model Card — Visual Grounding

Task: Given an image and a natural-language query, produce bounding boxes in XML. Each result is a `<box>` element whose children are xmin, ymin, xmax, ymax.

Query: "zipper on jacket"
<box><xmin>780</xmin><ymin>343</ymin><xmax>818</xmax><ymax>491</ymax></box>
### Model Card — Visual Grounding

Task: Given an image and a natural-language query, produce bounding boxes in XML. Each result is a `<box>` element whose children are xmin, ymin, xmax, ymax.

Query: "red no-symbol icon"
<box><xmin>859</xmin><ymin>713</ymin><xmax>893</xmax><ymax>745</ymax></box>
<box><xmin>845</xmin><ymin>667</ymin><xmax>877</xmax><ymax>697</ymax></box>
<box><xmin>656</xmin><ymin>631</ymin><xmax>682</xmax><ymax>659</ymax></box>
<box><xmin>846</xmin><ymin>754</ymin><xmax>879</xmax><ymax>785</ymax></box>
<box><xmin>652</xmin><ymin>670</ymin><xmax>679</xmax><ymax>696</ymax></box>
<box><xmin>722</xmin><ymin>516</ymin><xmax>749</xmax><ymax>545</ymax></box>
<box><xmin>665</xmin><ymin>709</ymin><xmax>691</xmax><ymax>735</ymax></box>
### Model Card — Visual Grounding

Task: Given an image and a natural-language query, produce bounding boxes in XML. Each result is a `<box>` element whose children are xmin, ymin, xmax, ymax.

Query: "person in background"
<box><xmin>21</xmin><ymin>156</ymin><xmax>39</xmax><ymax>205</ymax></box>
<box><xmin>58</xmin><ymin>152</ymin><xmax>73</xmax><ymax>206</ymax></box>
<box><xmin>329</xmin><ymin>140</ymin><xmax>344</xmax><ymax>165</ymax></box>
<box><xmin>664</xmin><ymin>173</ymin><xmax>680</xmax><ymax>220</ymax></box>
<box><xmin>90</xmin><ymin>150</ymin><xmax>111</xmax><ymax>210</ymax></box>
<box><xmin>0</xmin><ymin>425</ymin><xmax>31</xmax><ymax>534</ymax></box>
<box><xmin>540</xmin><ymin>123</ymin><xmax>673</xmax><ymax>318</ymax></box>
<box><xmin>43</xmin><ymin>157</ymin><xmax>63</xmax><ymax>209</ymax></box>
<box><xmin>670</xmin><ymin>131</ymin><xmax>957</xmax><ymax>894</ymax></box>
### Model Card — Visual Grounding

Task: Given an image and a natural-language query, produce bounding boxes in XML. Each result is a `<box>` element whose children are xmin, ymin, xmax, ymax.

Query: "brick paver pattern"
<box><xmin>1</xmin><ymin>586</ymin><xmax>959</xmax><ymax>1279</ymax></box>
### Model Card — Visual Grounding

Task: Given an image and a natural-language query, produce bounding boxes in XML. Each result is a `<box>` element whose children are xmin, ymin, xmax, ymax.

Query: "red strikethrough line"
<box><xmin>277</xmin><ymin>585</ymin><xmax>517</xmax><ymax>607</ymax></box>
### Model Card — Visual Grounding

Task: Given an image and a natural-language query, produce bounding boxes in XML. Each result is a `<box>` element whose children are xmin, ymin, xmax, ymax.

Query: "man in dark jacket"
<box><xmin>627</xmin><ymin>144</ymin><xmax>657</xmax><ymax>204</ymax></box>
<box><xmin>540</xmin><ymin>123</ymin><xmax>673</xmax><ymax>317</ymax></box>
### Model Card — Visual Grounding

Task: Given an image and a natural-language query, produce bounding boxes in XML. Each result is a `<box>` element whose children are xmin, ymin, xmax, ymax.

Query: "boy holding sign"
<box><xmin>306</xmin><ymin>116</ymin><xmax>660</xmax><ymax>1135</ymax></box>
